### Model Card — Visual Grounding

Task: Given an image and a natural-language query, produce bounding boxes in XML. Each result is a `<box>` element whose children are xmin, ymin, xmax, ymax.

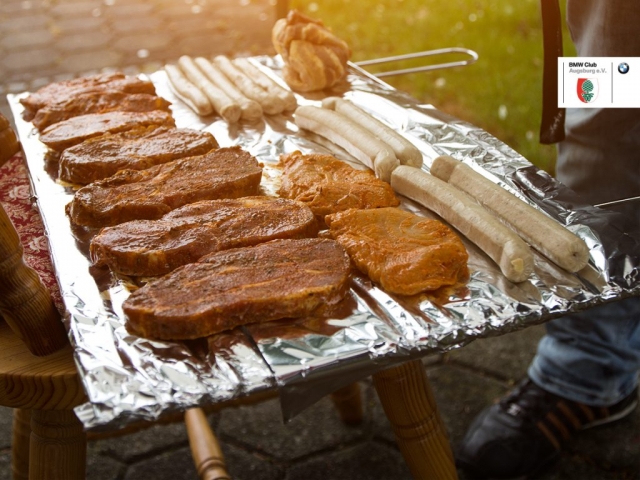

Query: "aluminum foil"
<box><xmin>8</xmin><ymin>55</ymin><xmax>640</xmax><ymax>430</ymax></box>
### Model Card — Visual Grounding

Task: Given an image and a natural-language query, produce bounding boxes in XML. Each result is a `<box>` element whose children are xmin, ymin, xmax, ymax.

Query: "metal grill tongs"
<box><xmin>354</xmin><ymin>47</ymin><xmax>478</xmax><ymax>77</ymax></box>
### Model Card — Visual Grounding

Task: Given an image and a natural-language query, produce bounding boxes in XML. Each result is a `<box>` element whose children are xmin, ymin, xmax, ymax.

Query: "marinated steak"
<box><xmin>58</xmin><ymin>126</ymin><xmax>218</xmax><ymax>184</ymax></box>
<box><xmin>122</xmin><ymin>238</ymin><xmax>351</xmax><ymax>340</ymax></box>
<box><xmin>67</xmin><ymin>146</ymin><xmax>262</xmax><ymax>227</ymax></box>
<box><xmin>21</xmin><ymin>73</ymin><xmax>157</xmax><ymax>120</ymax></box>
<box><xmin>39</xmin><ymin>110</ymin><xmax>175</xmax><ymax>151</ymax></box>
<box><xmin>278</xmin><ymin>151</ymin><xmax>399</xmax><ymax>225</ymax></box>
<box><xmin>326</xmin><ymin>207</ymin><xmax>468</xmax><ymax>295</ymax></box>
<box><xmin>90</xmin><ymin>197</ymin><xmax>318</xmax><ymax>276</ymax></box>
<box><xmin>32</xmin><ymin>91</ymin><xmax>172</xmax><ymax>131</ymax></box>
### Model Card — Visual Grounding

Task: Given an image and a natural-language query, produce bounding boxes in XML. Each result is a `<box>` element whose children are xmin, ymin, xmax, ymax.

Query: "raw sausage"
<box><xmin>294</xmin><ymin>105</ymin><xmax>399</xmax><ymax>182</ymax></box>
<box><xmin>176</xmin><ymin>56</ymin><xmax>241</xmax><ymax>123</ymax></box>
<box><xmin>430</xmin><ymin>155</ymin><xmax>590</xmax><ymax>272</ymax></box>
<box><xmin>164</xmin><ymin>64</ymin><xmax>213</xmax><ymax>116</ymax></box>
<box><xmin>322</xmin><ymin>96</ymin><xmax>423</xmax><ymax>168</ymax></box>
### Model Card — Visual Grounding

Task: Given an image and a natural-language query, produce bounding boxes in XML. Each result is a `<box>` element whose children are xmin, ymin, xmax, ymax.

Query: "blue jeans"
<box><xmin>529</xmin><ymin>0</ymin><xmax>640</xmax><ymax>407</ymax></box>
<box><xmin>529</xmin><ymin>297</ymin><xmax>640</xmax><ymax>406</ymax></box>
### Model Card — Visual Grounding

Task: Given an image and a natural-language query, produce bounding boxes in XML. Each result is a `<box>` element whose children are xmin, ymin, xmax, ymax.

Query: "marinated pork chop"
<box><xmin>39</xmin><ymin>110</ymin><xmax>175</xmax><ymax>151</ymax></box>
<box><xmin>122</xmin><ymin>238</ymin><xmax>352</xmax><ymax>340</ymax></box>
<box><xmin>67</xmin><ymin>146</ymin><xmax>262</xmax><ymax>227</ymax></box>
<box><xmin>20</xmin><ymin>73</ymin><xmax>157</xmax><ymax>120</ymax></box>
<box><xmin>90</xmin><ymin>197</ymin><xmax>318</xmax><ymax>276</ymax></box>
<box><xmin>32</xmin><ymin>91</ymin><xmax>172</xmax><ymax>131</ymax></box>
<box><xmin>278</xmin><ymin>151</ymin><xmax>399</xmax><ymax>225</ymax></box>
<box><xmin>326</xmin><ymin>207</ymin><xmax>468</xmax><ymax>295</ymax></box>
<box><xmin>58</xmin><ymin>126</ymin><xmax>218</xmax><ymax>184</ymax></box>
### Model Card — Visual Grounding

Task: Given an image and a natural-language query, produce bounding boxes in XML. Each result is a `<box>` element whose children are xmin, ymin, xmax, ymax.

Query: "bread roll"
<box><xmin>272</xmin><ymin>10</ymin><xmax>351</xmax><ymax>92</ymax></box>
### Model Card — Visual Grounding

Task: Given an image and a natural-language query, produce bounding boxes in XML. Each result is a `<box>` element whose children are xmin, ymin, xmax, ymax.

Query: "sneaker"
<box><xmin>456</xmin><ymin>378</ymin><xmax>638</xmax><ymax>479</ymax></box>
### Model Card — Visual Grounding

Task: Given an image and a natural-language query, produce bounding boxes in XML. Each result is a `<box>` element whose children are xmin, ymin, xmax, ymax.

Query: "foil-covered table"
<box><xmin>7</xmin><ymin>56</ymin><xmax>640</xmax><ymax>431</ymax></box>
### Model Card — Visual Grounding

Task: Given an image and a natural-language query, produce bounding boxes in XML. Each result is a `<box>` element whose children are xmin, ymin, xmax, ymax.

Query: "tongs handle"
<box><xmin>354</xmin><ymin>47</ymin><xmax>478</xmax><ymax>77</ymax></box>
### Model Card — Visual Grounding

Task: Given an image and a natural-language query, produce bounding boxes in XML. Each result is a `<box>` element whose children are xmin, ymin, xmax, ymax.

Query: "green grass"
<box><xmin>288</xmin><ymin>0</ymin><xmax>575</xmax><ymax>174</ymax></box>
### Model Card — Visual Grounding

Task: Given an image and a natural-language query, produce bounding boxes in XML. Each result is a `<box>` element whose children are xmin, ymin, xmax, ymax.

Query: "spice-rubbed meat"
<box><xmin>58</xmin><ymin>126</ymin><xmax>218</xmax><ymax>184</ymax></box>
<box><xmin>278</xmin><ymin>151</ymin><xmax>399</xmax><ymax>225</ymax></box>
<box><xmin>20</xmin><ymin>72</ymin><xmax>157</xmax><ymax>120</ymax></box>
<box><xmin>326</xmin><ymin>207</ymin><xmax>468</xmax><ymax>295</ymax></box>
<box><xmin>32</xmin><ymin>92</ymin><xmax>172</xmax><ymax>131</ymax></box>
<box><xmin>67</xmin><ymin>146</ymin><xmax>262</xmax><ymax>227</ymax></box>
<box><xmin>122</xmin><ymin>238</ymin><xmax>351</xmax><ymax>340</ymax></box>
<box><xmin>39</xmin><ymin>110</ymin><xmax>175</xmax><ymax>152</ymax></box>
<box><xmin>90</xmin><ymin>197</ymin><xmax>318</xmax><ymax>276</ymax></box>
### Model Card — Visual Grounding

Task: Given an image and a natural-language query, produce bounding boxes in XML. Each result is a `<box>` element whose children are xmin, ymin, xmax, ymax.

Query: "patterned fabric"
<box><xmin>0</xmin><ymin>153</ymin><xmax>64</xmax><ymax>313</ymax></box>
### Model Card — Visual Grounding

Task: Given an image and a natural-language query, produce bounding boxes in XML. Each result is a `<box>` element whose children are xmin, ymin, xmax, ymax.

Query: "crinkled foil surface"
<box><xmin>8</xmin><ymin>56</ymin><xmax>640</xmax><ymax>431</ymax></box>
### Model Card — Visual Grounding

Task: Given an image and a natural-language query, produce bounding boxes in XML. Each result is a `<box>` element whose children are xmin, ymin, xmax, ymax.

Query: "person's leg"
<box><xmin>457</xmin><ymin>1</ymin><xmax>640</xmax><ymax>474</ymax></box>
<box><xmin>529</xmin><ymin>298</ymin><xmax>640</xmax><ymax>407</ymax></box>
<box><xmin>456</xmin><ymin>299</ymin><xmax>639</xmax><ymax>479</ymax></box>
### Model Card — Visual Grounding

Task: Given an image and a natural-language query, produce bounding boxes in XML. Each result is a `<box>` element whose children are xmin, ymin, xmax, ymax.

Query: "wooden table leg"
<box><xmin>29</xmin><ymin>409</ymin><xmax>86</xmax><ymax>480</ymax></box>
<box><xmin>373</xmin><ymin>359</ymin><xmax>458</xmax><ymax>480</ymax></box>
<box><xmin>185</xmin><ymin>408</ymin><xmax>230</xmax><ymax>480</ymax></box>
<box><xmin>330</xmin><ymin>382</ymin><xmax>363</xmax><ymax>425</ymax></box>
<box><xmin>12</xmin><ymin>409</ymin><xmax>31</xmax><ymax>480</ymax></box>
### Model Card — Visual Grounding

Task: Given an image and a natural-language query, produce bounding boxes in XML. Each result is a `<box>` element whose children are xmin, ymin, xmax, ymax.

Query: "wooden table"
<box><xmin>0</xmin><ymin>149</ymin><xmax>457</xmax><ymax>478</ymax></box>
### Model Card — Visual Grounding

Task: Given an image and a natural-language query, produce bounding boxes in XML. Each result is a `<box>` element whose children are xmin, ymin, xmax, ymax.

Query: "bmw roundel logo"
<box><xmin>618</xmin><ymin>62</ymin><xmax>630</xmax><ymax>74</ymax></box>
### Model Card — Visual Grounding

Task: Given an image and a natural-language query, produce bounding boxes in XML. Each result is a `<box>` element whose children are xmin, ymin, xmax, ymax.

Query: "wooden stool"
<box><xmin>0</xmin><ymin>321</ymin><xmax>87</xmax><ymax>480</ymax></box>
<box><xmin>1</xmin><ymin>112</ymin><xmax>87</xmax><ymax>479</ymax></box>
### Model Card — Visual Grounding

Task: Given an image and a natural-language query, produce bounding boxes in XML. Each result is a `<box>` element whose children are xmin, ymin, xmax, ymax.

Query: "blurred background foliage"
<box><xmin>288</xmin><ymin>0</ymin><xmax>576</xmax><ymax>175</ymax></box>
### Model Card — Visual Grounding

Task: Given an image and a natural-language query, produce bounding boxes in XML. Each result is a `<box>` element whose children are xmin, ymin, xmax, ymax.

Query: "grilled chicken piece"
<box><xmin>90</xmin><ymin>197</ymin><xmax>318</xmax><ymax>276</ymax></box>
<box><xmin>39</xmin><ymin>110</ymin><xmax>175</xmax><ymax>152</ymax></box>
<box><xmin>67</xmin><ymin>146</ymin><xmax>262</xmax><ymax>227</ymax></box>
<box><xmin>326</xmin><ymin>207</ymin><xmax>468</xmax><ymax>295</ymax></box>
<box><xmin>122</xmin><ymin>238</ymin><xmax>352</xmax><ymax>340</ymax></box>
<box><xmin>58</xmin><ymin>126</ymin><xmax>218</xmax><ymax>184</ymax></box>
<box><xmin>20</xmin><ymin>73</ymin><xmax>157</xmax><ymax>120</ymax></box>
<box><xmin>32</xmin><ymin>91</ymin><xmax>172</xmax><ymax>131</ymax></box>
<box><xmin>278</xmin><ymin>150</ymin><xmax>399</xmax><ymax>225</ymax></box>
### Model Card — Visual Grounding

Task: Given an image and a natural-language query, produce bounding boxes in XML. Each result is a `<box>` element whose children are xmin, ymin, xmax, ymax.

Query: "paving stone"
<box><xmin>564</xmin><ymin>409</ymin><xmax>640</xmax><ymax>477</ymax></box>
<box><xmin>175</xmin><ymin>36</ymin><xmax>240</xmax><ymax>60</ymax></box>
<box><xmin>53</xmin><ymin>16</ymin><xmax>106</xmax><ymax>34</ymax></box>
<box><xmin>89</xmin><ymin>420</ymin><xmax>189</xmax><ymax>462</ymax></box>
<box><xmin>2</xmin><ymin>48</ymin><xmax>56</xmax><ymax>73</ymax></box>
<box><xmin>0</xmin><ymin>13</ymin><xmax>49</xmax><ymax>33</ymax></box>
<box><xmin>123</xmin><ymin>445</ymin><xmax>197</xmax><ymax>480</ymax></box>
<box><xmin>50</xmin><ymin>1</ymin><xmax>102</xmax><ymax>19</ymax></box>
<box><xmin>219</xmin><ymin>441</ymin><xmax>285</xmax><ymax>480</ymax></box>
<box><xmin>106</xmin><ymin>2</ymin><xmax>155</xmax><ymax>18</ymax></box>
<box><xmin>0</xmin><ymin>2</ymin><xmax>48</xmax><ymax>15</ymax></box>
<box><xmin>285</xmin><ymin>442</ymin><xmax>412</xmax><ymax>480</ymax></box>
<box><xmin>63</xmin><ymin>50</ymin><xmax>122</xmax><ymax>74</ymax></box>
<box><xmin>217</xmin><ymin>395</ymin><xmax>366</xmax><ymax>461</ymax></box>
<box><xmin>1</xmin><ymin>29</ymin><xmax>54</xmax><ymax>50</ymax></box>
<box><xmin>427</xmin><ymin>364</ymin><xmax>508</xmax><ymax>448</ymax></box>
<box><xmin>0</xmin><ymin>450</ymin><xmax>11</xmax><ymax>480</ymax></box>
<box><xmin>112</xmin><ymin>32</ymin><xmax>171</xmax><ymax>52</ymax></box>
<box><xmin>85</xmin><ymin>451</ymin><xmax>126</xmax><ymax>480</ymax></box>
<box><xmin>111</xmin><ymin>17</ymin><xmax>164</xmax><ymax>34</ymax></box>
<box><xmin>57</xmin><ymin>31</ymin><xmax>112</xmax><ymax>52</ymax></box>
<box><xmin>157</xmin><ymin>4</ymin><xmax>203</xmax><ymax>19</ymax></box>
<box><xmin>0</xmin><ymin>407</ymin><xmax>12</xmax><ymax>449</ymax></box>
<box><xmin>446</xmin><ymin>323</ymin><xmax>546</xmax><ymax>383</ymax></box>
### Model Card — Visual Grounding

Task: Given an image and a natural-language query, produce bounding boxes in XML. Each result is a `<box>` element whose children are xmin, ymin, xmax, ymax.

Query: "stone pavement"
<box><xmin>0</xmin><ymin>0</ymin><xmax>284</xmax><ymax>125</ymax></box>
<box><xmin>1</xmin><ymin>324</ymin><xmax>638</xmax><ymax>479</ymax></box>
